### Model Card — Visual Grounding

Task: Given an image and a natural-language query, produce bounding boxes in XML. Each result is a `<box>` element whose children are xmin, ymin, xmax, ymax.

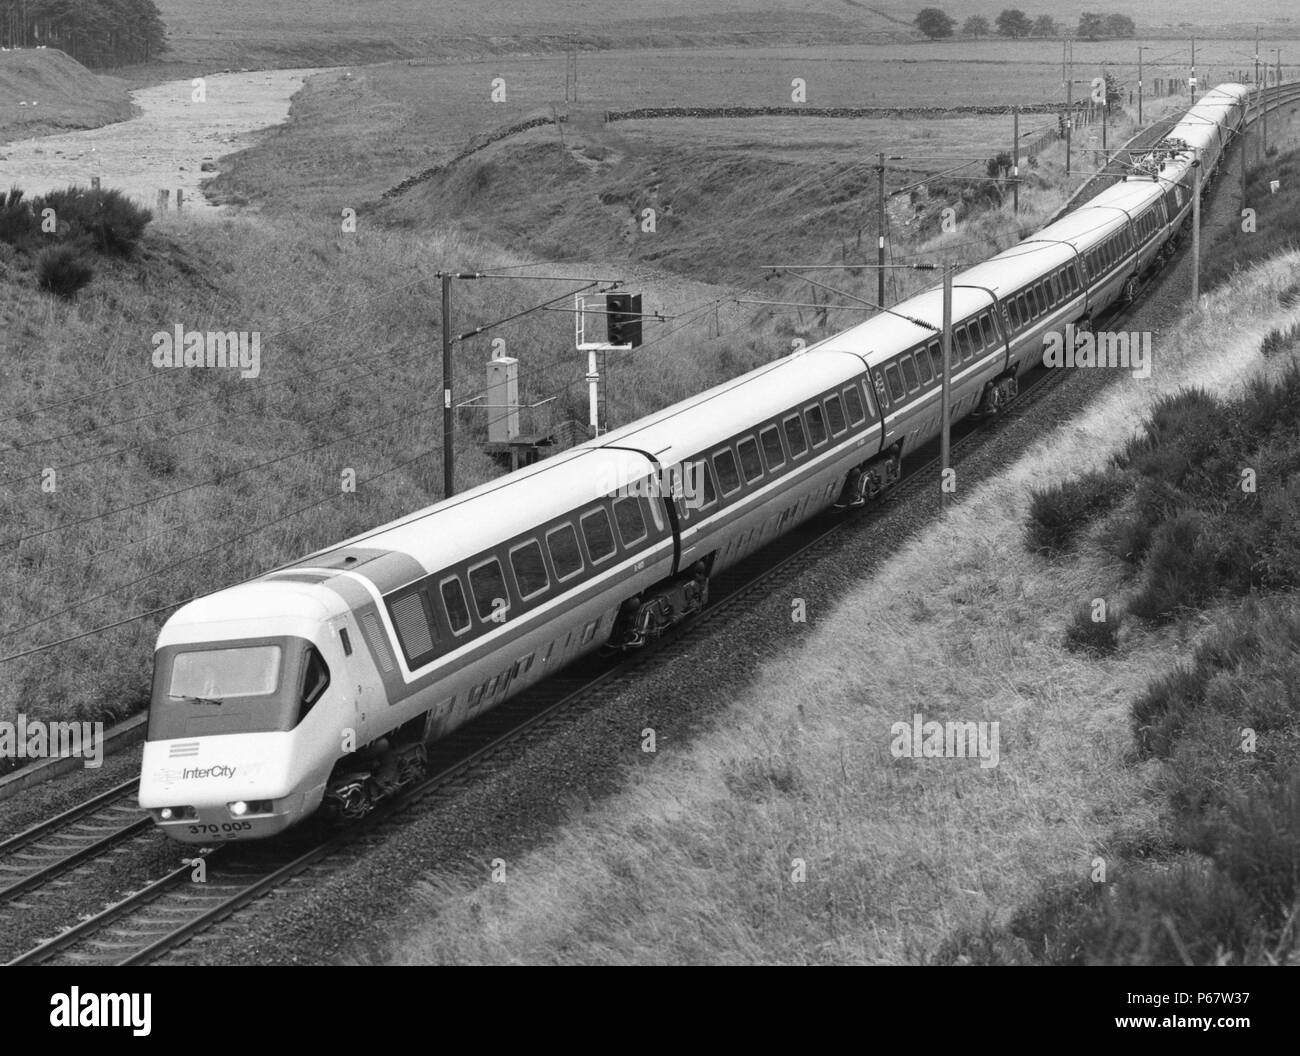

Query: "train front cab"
<box><xmin>140</xmin><ymin>628</ymin><xmax>342</xmax><ymax>844</ymax></box>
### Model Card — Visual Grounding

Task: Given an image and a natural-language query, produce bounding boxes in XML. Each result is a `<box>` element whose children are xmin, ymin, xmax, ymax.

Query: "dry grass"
<box><xmin>390</xmin><ymin>251</ymin><xmax>1300</xmax><ymax>964</ymax></box>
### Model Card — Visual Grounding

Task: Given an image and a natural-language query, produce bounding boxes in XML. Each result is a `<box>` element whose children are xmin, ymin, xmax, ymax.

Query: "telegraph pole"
<box><xmin>440</xmin><ymin>272</ymin><xmax>455</xmax><ymax>497</ymax></box>
<box><xmin>1191</xmin><ymin>155</ymin><xmax>1202</xmax><ymax>303</ymax></box>
<box><xmin>1255</xmin><ymin>26</ymin><xmax>1261</xmax><ymax>88</ymax></box>
<box><xmin>1065</xmin><ymin>72</ymin><xmax>1073</xmax><ymax>178</ymax></box>
<box><xmin>1012</xmin><ymin>107</ymin><xmax>1020</xmax><ymax>215</ymax></box>
<box><xmin>1138</xmin><ymin>46</ymin><xmax>1147</xmax><ymax>124</ymax></box>
<box><xmin>940</xmin><ymin>263</ymin><xmax>953</xmax><ymax>510</ymax></box>
<box><xmin>877</xmin><ymin>152</ymin><xmax>886</xmax><ymax>308</ymax></box>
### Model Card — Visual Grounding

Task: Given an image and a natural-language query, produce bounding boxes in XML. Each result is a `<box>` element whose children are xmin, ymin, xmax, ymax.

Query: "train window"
<box><xmin>509</xmin><ymin>539</ymin><xmax>549</xmax><ymax>600</ymax></box>
<box><xmin>961</xmin><ymin>325</ymin><xmax>980</xmax><ymax>360</ymax></box>
<box><xmin>613</xmin><ymin>496</ymin><xmax>648</xmax><ymax>546</ymax></box>
<box><xmin>468</xmin><ymin>559</ymin><xmax>509</xmax><ymax>622</ymax></box>
<box><xmin>805</xmin><ymin>404</ymin><xmax>828</xmax><ymax>446</ymax></box>
<box><xmin>645</xmin><ymin>493</ymin><xmax>665</xmax><ymax>532</ymax></box>
<box><xmin>546</xmin><ymin>524</ymin><xmax>583</xmax><ymax>581</ymax></box>
<box><xmin>978</xmin><ymin>313</ymin><xmax>996</xmax><ymax>347</ymax></box>
<box><xmin>760</xmin><ymin>426</ymin><xmax>786</xmax><ymax>469</ymax></box>
<box><xmin>737</xmin><ymin>437</ymin><xmax>764</xmax><ymax>482</ymax></box>
<box><xmin>784</xmin><ymin>414</ymin><xmax>808</xmax><ymax>457</ymax></box>
<box><xmin>913</xmin><ymin>348</ymin><xmax>934</xmax><ymax>384</ymax></box>
<box><xmin>860</xmin><ymin>379</ymin><xmax>877</xmax><ymax>419</ymax></box>
<box><xmin>389</xmin><ymin>589</ymin><xmax>437</xmax><ymax>666</ymax></box>
<box><xmin>926</xmin><ymin>340</ymin><xmax>944</xmax><ymax>377</ymax></box>
<box><xmin>695</xmin><ymin>462</ymin><xmax>718</xmax><ymax>508</ymax></box>
<box><xmin>1005</xmin><ymin>298</ymin><xmax>1020</xmax><ymax>329</ymax></box>
<box><xmin>1017</xmin><ymin>293</ymin><xmax>1032</xmax><ymax>323</ymax></box>
<box><xmin>824</xmin><ymin>394</ymin><xmax>848</xmax><ymax>434</ymax></box>
<box><xmin>440</xmin><ymin>576</ymin><xmax>471</xmax><ymax>634</ymax></box>
<box><xmin>1036</xmin><ymin>282</ymin><xmax>1049</xmax><ymax>312</ymax></box>
<box><xmin>298</xmin><ymin>647</ymin><xmax>330</xmax><ymax>722</ymax></box>
<box><xmin>899</xmin><ymin>355</ymin><xmax>919</xmax><ymax>392</ymax></box>
<box><xmin>580</xmin><ymin>508</ymin><xmax>617</xmax><ymax>563</ymax></box>
<box><xmin>884</xmin><ymin>364</ymin><xmax>905</xmax><ymax>401</ymax></box>
<box><xmin>843</xmin><ymin>386</ymin><xmax>866</xmax><ymax>425</ymax></box>
<box><xmin>713</xmin><ymin>448</ymin><xmax>742</xmax><ymax>494</ymax></box>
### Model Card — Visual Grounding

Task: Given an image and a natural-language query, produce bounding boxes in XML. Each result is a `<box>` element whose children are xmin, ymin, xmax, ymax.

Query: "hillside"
<box><xmin>0</xmin><ymin>49</ymin><xmax>133</xmax><ymax>144</ymax></box>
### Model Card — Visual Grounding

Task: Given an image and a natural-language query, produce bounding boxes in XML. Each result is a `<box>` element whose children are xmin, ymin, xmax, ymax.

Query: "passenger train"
<box><xmin>140</xmin><ymin>84</ymin><xmax>1251</xmax><ymax>842</ymax></box>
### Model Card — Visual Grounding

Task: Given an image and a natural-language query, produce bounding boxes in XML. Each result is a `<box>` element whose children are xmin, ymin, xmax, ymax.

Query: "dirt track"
<box><xmin>0</xmin><ymin>68</ymin><xmax>323</xmax><ymax>215</ymax></box>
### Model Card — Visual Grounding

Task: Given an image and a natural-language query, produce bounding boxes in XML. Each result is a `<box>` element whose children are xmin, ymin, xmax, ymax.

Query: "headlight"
<box><xmin>229</xmin><ymin>800</ymin><xmax>249</xmax><ymax>816</ymax></box>
<box><xmin>161</xmin><ymin>807</ymin><xmax>175</xmax><ymax>820</ymax></box>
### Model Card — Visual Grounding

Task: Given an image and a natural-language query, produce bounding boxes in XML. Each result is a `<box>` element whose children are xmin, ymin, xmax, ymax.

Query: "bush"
<box><xmin>1064</xmin><ymin>597</ymin><xmax>1122</xmax><ymax>655</ymax></box>
<box><xmin>31</xmin><ymin>185</ymin><xmax>152</xmax><ymax>257</ymax></box>
<box><xmin>0</xmin><ymin>186</ymin><xmax>38</xmax><ymax>251</ymax></box>
<box><xmin>1025</xmin><ymin>468</ymin><xmax>1127</xmax><ymax>554</ymax></box>
<box><xmin>36</xmin><ymin>245</ymin><xmax>95</xmax><ymax>298</ymax></box>
<box><xmin>1127</xmin><ymin>510</ymin><xmax>1216</xmax><ymax>620</ymax></box>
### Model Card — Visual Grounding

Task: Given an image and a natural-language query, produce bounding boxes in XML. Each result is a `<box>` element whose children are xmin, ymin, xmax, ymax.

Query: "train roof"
<box><xmin>1082</xmin><ymin>179</ymin><xmax>1166</xmax><ymax>215</ymax></box>
<box><xmin>1024</xmin><ymin>202</ymin><xmax>1129</xmax><ymax>251</ymax></box>
<box><xmin>594</xmin><ymin>348</ymin><xmax>868</xmax><ymax>465</ymax></box>
<box><xmin>949</xmin><ymin>238</ymin><xmax>1078</xmax><ymax>295</ymax></box>
<box><xmin>293</xmin><ymin>445</ymin><xmax>656</xmax><ymax>577</ymax></box>
<box><xmin>820</xmin><ymin>285</ymin><xmax>996</xmax><ymax>354</ymax></box>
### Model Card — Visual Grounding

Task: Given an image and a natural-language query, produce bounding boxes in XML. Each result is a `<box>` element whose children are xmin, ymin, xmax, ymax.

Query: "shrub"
<box><xmin>36</xmin><ymin>245</ymin><xmax>95</xmax><ymax>298</ymax></box>
<box><xmin>0</xmin><ymin>186</ymin><xmax>37</xmax><ymax>251</ymax></box>
<box><xmin>1025</xmin><ymin>467</ymin><xmax>1127</xmax><ymax>554</ymax></box>
<box><xmin>1126</xmin><ymin>510</ymin><xmax>1215</xmax><ymax>620</ymax></box>
<box><xmin>1064</xmin><ymin>597</ymin><xmax>1122</xmax><ymax>655</ymax></box>
<box><xmin>31</xmin><ymin>185</ymin><xmax>152</xmax><ymax>257</ymax></box>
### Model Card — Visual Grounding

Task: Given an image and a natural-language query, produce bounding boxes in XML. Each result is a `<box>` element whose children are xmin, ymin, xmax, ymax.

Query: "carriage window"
<box><xmin>1005</xmin><ymin>298</ymin><xmax>1021</xmax><ymax>329</ymax></box>
<box><xmin>580</xmin><ymin>508</ymin><xmax>617</xmax><ymax>563</ymax></box>
<box><xmin>696</xmin><ymin>462</ymin><xmax>717</xmax><ymax>508</ymax></box>
<box><xmin>928</xmin><ymin>340</ymin><xmax>945</xmax><ymax>376</ymax></box>
<box><xmin>955</xmin><ymin>325</ymin><xmax>974</xmax><ymax>360</ymax></box>
<box><xmin>914</xmin><ymin>348</ymin><xmax>934</xmax><ymax>384</ymax></box>
<box><xmin>468</xmin><ymin>559</ymin><xmax>509</xmax><ymax>621</ymax></box>
<box><xmin>509</xmin><ymin>539</ymin><xmax>549</xmax><ymax>599</ymax></box>
<box><xmin>978</xmin><ymin>313</ymin><xmax>995</xmax><ymax>347</ymax></box>
<box><xmin>613</xmin><ymin>497</ymin><xmax>648</xmax><ymax>546</ymax></box>
<box><xmin>1035</xmin><ymin>282</ymin><xmax>1049</xmax><ymax>312</ymax></box>
<box><xmin>713</xmin><ymin>448</ymin><xmax>741</xmax><ymax>494</ymax></box>
<box><xmin>546</xmin><ymin>523</ymin><xmax>583</xmax><ymax>581</ymax></box>
<box><xmin>389</xmin><ymin>589</ymin><xmax>437</xmax><ymax>665</ymax></box>
<box><xmin>760</xmin><ymin>426</ymin><xmax>786</xmax><ymax>469</ymax></box>
<box><xmin>884</xmin><ymin>364</ymin><xmax>905</xmax><ymax>401</ymax></box>
<box><xmin>737</xmin><ymin>437</ymin><xmax>764</xmax><ymax>482</ymax></box>
<box><xmin>784</xmin><ymin>414</ymin><xmax>808</xmax><ymax>457</ymax></box>
<box><xmin>843</xmin><ymin>386</ymin><xmax>866</xmax><ymax>425</ymax></box>
<box><xmin>805</xmin><ymin>405</ymin><xmax>828</xmax><ymax>446</ymax></box>
<box><xmin>441</xmin><ymin>576</ymin><xmax>471</xmax><ymax>633</ymax></box>
<box><xmin>899</xmin><ymin>355</ymin><xmax>919</xmax><ymax>391</ymax></box>
<box><xmin>824</xmin><ymin>394</ymin><xmax>847</xmax><ymax>434</ymax></box>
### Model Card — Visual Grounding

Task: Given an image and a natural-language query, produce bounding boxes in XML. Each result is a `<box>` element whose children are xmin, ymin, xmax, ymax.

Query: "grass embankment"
<box><xmin>0</xmin><ymin>49</ymin><xmax>133</xmax><ymax>144</ymax></box>
<box><xmin>387</xmin><ymin>234</ymin><xmax>1300</xmax><ymax>963</ymax></box>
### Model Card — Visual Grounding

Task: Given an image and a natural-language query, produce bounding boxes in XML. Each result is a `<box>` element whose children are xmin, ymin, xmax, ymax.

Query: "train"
<box><xmin>140</xmin><ymin>84</ymin><xmax>1250</xmax><ymax>843</ymax></box>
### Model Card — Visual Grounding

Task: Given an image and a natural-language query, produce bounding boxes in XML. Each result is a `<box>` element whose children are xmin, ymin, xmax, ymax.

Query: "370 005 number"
<box><xmin>187</xmin><ymin>822</ymin><xmax>253</xmax><ymax>836</ymax></box>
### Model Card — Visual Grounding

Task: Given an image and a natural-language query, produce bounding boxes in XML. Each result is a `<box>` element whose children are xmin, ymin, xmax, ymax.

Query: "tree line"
<box><xmin>1</xmin><ymin>0</ymin><xmax>166</xmax><ymax>66</ymax></box>
<box><xmin>914</xmin><ymin>9</ymin><xmax>1136</xmax><ymax>40</ymax></box>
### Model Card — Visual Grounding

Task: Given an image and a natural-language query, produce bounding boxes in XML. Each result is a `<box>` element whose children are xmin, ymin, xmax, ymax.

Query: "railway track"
<box><xmin>0</xmin><ymin>779</ymin><xmax>149</xmax><ymax>904</ymax></box>
<box><xmin>7</xmin><ymin>80</ymin><xmax>1299</xmax><ymax>968</ymax></box>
